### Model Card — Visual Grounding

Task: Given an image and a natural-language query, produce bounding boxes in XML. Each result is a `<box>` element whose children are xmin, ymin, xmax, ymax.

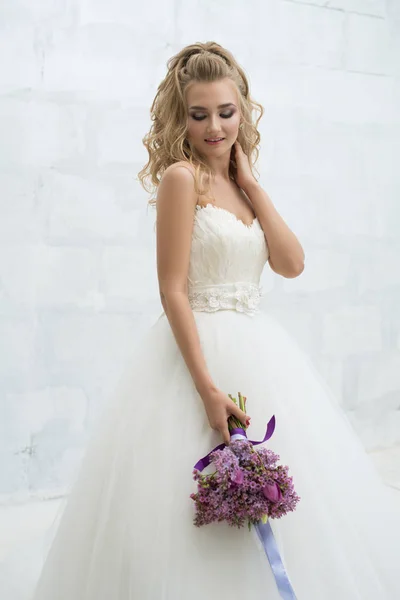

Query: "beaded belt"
<box><xmin>188</xmin><ymin>282</ymin><xmax>262</xmax><ymax>316</ymax></box>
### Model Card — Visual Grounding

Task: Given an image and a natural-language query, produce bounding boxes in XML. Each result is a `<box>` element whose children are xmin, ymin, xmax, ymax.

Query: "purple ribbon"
<box><xmin>193</xmin><ymin>414</ymin><xmax>276</xmax><ymax>471</ymax></box>
<box><xmin>255</xmin><ymin>520</ymin><xmax>298</xmax><ymax>599</ymax></box>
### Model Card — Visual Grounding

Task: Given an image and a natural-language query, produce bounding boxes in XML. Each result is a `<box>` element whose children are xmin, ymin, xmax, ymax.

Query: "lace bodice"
<box><xmin>187</xmin><ymin>204</ymin><xmax>269</xmax><ymax>316</ymax></box>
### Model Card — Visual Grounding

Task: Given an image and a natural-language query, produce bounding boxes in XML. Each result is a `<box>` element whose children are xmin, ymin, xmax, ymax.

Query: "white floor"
<box><xmin>0</xmin><ymin>498</ymin><xmax>62</xmax><ymax>562</ymax></box>
<box><xmin>0</xmin><ymin>444</ymin><xmax>399</xmax><ymax>564</ymax></box>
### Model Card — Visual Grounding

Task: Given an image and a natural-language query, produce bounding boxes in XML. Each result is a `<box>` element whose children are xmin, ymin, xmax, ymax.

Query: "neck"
<box><xmin>204</xmin><ymin>150</ymin><xmax>231</xmax><ymax>180</ymax></box>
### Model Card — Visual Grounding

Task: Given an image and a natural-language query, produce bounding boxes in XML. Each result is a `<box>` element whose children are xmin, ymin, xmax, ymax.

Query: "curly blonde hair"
<box><xmin>137</xmin><ymin>41</ymin><xmax>264</xmax><ymax>206</ymax></box>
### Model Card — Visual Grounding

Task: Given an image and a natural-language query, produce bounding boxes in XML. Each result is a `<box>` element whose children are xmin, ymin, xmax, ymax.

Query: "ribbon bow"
<box><xmin>194</xmin><ymin>414</ymin><xmax>276</xmax><ymax>471</ymax></box>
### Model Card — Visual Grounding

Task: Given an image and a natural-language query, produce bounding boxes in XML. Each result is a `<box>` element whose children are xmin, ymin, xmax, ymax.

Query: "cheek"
<box><xmin>226</xmin><ymin>115</ymin><xmax>241</xmax><ymax>136</ymax></box>
<box><xmin>186</xmin><ymin>120</ymin><xmax>203</xmax><ymax>141</ymax></box>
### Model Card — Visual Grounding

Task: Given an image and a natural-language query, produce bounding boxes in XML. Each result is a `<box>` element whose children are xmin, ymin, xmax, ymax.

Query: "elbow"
<box><xmin>282</xmin><ymin>248</ymin><xmax>305</xmax><ymax>278</ymax></box>
<box><xmin>268</xmin><ymin>257</ymin><xmax>305</xmax><ymax>279</ymax></box>
<box><xmin>285</xmin><ymin>259</ymin><xmax>305</xmax><ymax>279</ymax></box>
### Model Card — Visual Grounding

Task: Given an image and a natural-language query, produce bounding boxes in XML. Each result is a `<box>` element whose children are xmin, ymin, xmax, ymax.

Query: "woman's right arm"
<box><xmin>156</xmin><ymin>164</ymin><xmax>249</xmax><ymax>444</ymax></box>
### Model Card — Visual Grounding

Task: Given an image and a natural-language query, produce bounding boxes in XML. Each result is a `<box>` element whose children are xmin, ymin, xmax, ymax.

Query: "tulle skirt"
<box><xmin>4</xmin><ymin>309</ymin><xmax>400</xmax><ymax>599</ymax></box>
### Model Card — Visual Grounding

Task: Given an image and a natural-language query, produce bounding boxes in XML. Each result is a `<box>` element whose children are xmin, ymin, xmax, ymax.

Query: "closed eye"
<box><xmin>191</xmin><ymin>112</ymin><xmax>234</xmax><ymax>121</ymax></box>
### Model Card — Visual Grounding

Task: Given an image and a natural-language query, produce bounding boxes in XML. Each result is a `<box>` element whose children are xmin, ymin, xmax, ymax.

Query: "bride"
<box><xmin>11</xmin><ymin>41</ymin><xmax>400</xmax><ymax>599</ymax></box>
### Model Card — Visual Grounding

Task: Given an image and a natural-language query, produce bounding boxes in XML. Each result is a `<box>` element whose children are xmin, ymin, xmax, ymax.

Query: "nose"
<box><xmin>206</xmin><ymin>114</ymin><xmax>221</xmax><ymax>135</ymax></box>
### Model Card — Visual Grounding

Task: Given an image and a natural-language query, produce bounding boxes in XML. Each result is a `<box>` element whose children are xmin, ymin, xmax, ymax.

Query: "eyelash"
<box><xmin>191</xmin><ymin>112</ymin><xmax>234</xmax><ymax>121</ymax></box>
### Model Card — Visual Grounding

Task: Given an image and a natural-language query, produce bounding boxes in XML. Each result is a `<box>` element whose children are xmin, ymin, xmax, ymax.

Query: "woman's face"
<box><xmin>185</xmin><ymin>78</ymin><xmax>241</xmax><ymax>158</ymax></box>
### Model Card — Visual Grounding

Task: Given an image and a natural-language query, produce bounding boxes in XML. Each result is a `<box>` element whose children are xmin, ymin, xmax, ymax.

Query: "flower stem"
<box><xmin>227</xmin><ymin>393</ymin><xmax>248</xmax><ymax>431</ymax></box>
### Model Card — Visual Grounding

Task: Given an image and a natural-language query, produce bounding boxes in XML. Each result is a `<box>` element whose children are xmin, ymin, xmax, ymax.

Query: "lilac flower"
<box><xmin>191</xmin><ymin>439</ymin><xmax>300</xmax><ymax>528</ymax></box>
<box><xmin>231</xmin><ymin>468</ymin><xmax>244</xmax><ymax>485</ymax></box>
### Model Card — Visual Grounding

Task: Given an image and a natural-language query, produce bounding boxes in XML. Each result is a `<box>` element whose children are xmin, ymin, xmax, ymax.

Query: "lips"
<box><xmin>205</xmin><ymin>138</ymin><xmax>225</xmax><ymax>145</ymax></box>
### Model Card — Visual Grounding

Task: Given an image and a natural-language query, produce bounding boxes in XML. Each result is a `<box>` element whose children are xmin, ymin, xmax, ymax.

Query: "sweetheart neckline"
<box><xmin>195</xmin><ymin>203</ymin><xmax>258</xmax><ymax>229</ymax></box>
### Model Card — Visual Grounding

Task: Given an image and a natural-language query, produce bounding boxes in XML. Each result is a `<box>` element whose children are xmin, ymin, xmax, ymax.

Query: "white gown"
<box><xmin>2</xmin><ymin>203</ymin><xmax>400</xmax><ymax>599</ymax></box>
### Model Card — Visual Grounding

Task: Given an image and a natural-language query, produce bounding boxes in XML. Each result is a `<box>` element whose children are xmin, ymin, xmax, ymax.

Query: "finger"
<box><xmin>232</xmin><ymin>405</ymin><xmax>250</xmax><ymax>427</ymax></box>
<box><xmin>220</xmin><ymin>421</ymin><xmax>230</xmax><ymax>445</ymax></box>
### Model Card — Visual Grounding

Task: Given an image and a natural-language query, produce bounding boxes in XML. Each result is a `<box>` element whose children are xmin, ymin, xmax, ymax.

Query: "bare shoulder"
<box><xmin>161</xmin><ymin>161</ymin><xmax>196</xmax><ymax>184</ymax></box>
<box><xmin>157</xmin><ymin>161</ymin><xmax>197</xmax><ymax>215</ymax></box>
<box><xmin>156</xmin><ymin>162</ymin><xmax>198</xmax><ymax>220</ymax></box>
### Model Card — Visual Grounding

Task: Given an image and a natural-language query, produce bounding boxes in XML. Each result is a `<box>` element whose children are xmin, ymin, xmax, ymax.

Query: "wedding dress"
<box><xmin>2</xmin><ymin>202</ymin><xmax>400</xmax><ymax>599</ymax></box>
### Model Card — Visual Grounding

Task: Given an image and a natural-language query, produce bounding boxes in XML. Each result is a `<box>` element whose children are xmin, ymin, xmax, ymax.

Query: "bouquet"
<box><xmin>191</xmin><ymin>392</ymin><xmax>300</xmax><ymax>600</ymax></box>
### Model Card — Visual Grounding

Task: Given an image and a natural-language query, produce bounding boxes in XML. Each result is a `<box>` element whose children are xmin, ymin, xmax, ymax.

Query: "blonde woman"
<box><xmin>22</xmin><ymin>42</ymin><xmax>400</xmax><ymax>600</ymax></box>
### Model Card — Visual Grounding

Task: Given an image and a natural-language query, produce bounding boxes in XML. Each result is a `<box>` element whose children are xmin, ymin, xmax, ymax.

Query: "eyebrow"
<box><xmin>188</xmin><ymin>103</ymin><xmax>236</xmax><ymax>110</ymax></box>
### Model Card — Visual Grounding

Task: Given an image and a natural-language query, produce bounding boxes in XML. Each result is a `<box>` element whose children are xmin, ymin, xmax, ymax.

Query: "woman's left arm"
<box><xmin>243</xmin><ymin>179</ymin><xmax>305</xmax><ymax>279</ymax></box>
<box><xmin>233</xmin><ymin>140</ymin><xmax>305</xmax><ymax>278</ymax></box>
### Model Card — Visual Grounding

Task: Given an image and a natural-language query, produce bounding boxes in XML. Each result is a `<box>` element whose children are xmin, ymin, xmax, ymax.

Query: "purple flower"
<box><xmin>191</xmin><ymin>431</ymin><xmax>300</xmax><ymax>528</ymax></box>
<box><xmin>262</xmin><ymin>482</ymin><xmax>282</xmax><ymax>503</ymax></box>
<box><xmin>231</xmin><ymin>468</ymin><xmax>244</xmax><ymax>485</ymax></box>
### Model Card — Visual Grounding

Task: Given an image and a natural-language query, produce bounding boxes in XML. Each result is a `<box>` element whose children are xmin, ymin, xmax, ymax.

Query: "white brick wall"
<box><xmin>0</xmin><ymin>0</ymin><xmax>399</xmax><ymax>501</ymax></box>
